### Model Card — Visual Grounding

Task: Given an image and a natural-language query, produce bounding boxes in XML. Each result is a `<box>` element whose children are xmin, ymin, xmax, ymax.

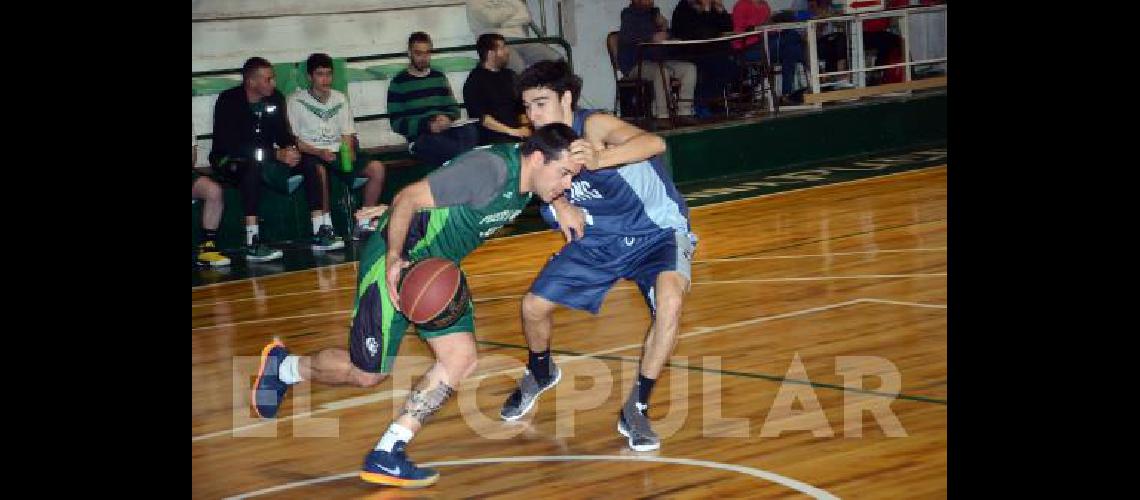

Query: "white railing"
<box><xmin>753</xmin><ymin>5</ymin><xmax>948</xmax><ymax>100</ymax></box>
<box><xmin>638</xmin><ymin>4</ymin><xmax>947</xmax><ymax>109</ymax></box>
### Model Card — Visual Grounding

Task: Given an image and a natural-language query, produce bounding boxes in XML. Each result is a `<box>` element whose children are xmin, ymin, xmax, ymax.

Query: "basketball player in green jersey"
<box><xmin>249</xmin><ymin>124</ymin><xmax>582</xmax><ymax>488</ymax></box>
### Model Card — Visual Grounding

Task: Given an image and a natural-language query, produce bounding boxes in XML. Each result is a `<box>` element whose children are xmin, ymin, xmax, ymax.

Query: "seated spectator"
<box><xmin>670</xmin><ymin>0</ymin><xmax>738</xmax><ymax>113</ymax></box>
<box><xmin>209</xmin><ymin>56</ymin><xmax>294</xmax><ymax>263</ymax></box>
<box><xmin>192</xmin><ymin>124</ymin><xmax>230</xmax><ymax>267</ymax></box>
<box><xmin>731</xmin><ymin>0</ymin><xmax>771</xmax><ymax>63</ymax></box>
<box><xmin>466</xmin><ymin>0</ymin><xmax>564</xmax><ymax>75</ymax></box>
<box><xmin>463</xmin><ymin>33</ymin><xmax>530</xmax><ymax>145</ymax></box>
<box><xmin>862</xmin><ymin>0</ymin><xmax>907</xmax><ymax>84</ymax></box>
<box><xmin>288</xmin><ymin>52</ymin><xmax>388</xmax><ymax>245</ymax></box>
<box><xmin>618</xmin><ymin>0</ymin><xmax>698</xmax><ymax>124</ymax></box>
<box><xmin>808</xmin><ymin>0</ymin><xmax>848</xmax><ymax>76</ymax></box>
<box><xmin>387</xmin><ymin>32</ymin><xmax>479</xmax><ymax>167</ymax></box>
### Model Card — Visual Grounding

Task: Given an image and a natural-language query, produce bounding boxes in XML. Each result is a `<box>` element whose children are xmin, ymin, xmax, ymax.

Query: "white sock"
<box><xmin>322</xmin><ymin>213</ymin><xmax>333</xmax><ymax>227</ymax></box>
<box><xmin>312</xmin><ymin>216</ymin><xmax>323</xmax><ymax>234</ymax></box>
<box><xmin>278</xmin><ymin>355</ymin><xmax>303</xmax><ymax>385</ymax></box>
<box><xmin>375</xmin><ymin>422</ymin><xmax>415</xmax><ymax>452</ymax></box>
<box><xmin>245</xmin><ymin>225</ymin><xmax>259</xmax><ymax>245</ymax></box>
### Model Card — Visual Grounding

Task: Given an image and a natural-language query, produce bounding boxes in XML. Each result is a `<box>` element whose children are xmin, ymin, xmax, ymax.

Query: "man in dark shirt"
<box><xmin>462</xmin><ymin>33</ymin><xmax>529</xmax><ymax>145</ymax></box>
<box><xmin>617</xmin><ymin>0</ymin><xmax>698</xmax><ymax>123</ymax></box>
<box><xmin>209</xmin><ymin>56</ymin><xmax>299</xmax><ymax>262</ymax></box>
<box><xmin>671</xmin><ymin>0</ymin><xmax>739</xmax><ymax>113</ymax></box>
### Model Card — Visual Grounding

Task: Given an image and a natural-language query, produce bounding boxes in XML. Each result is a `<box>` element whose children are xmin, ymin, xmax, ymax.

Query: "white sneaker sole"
<box><xmin>312</xmin><ymin>241</ymin><xmax>345</xmax><ymax>251</ymax></box>
<box><xmin>246</xmin><ymin>250</ymin><xmax>283</xmax><ymax>262</ymax></box>
<box><xmin>617</xmin><ymin>418</ymin><xmax>661</xmax><ymax>451</ymax></box>
<box><xmin>499</xmin><ymin>367</ymin><xmax>562</xmax><ymax>422</ymax></box>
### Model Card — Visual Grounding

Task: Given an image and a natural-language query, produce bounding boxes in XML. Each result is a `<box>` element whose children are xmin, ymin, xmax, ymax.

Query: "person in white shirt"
<box><xmin>288</xmin><ymin>53</ymin><xmax>388</xmax><ymax>246</ymax></box>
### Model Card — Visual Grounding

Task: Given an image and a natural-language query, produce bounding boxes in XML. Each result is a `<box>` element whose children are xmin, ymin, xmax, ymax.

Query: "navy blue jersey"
<box><xmin>540</xmin><ymin>109</ymin><xmax>691</xmax><ymax>237</ymax></box>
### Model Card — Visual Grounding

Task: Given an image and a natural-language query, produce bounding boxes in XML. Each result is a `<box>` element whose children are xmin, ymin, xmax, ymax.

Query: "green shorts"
<box><xmin>348</xmin><ymin>234</ymin><xmax>474</xmax><ymax>374</ymax></box>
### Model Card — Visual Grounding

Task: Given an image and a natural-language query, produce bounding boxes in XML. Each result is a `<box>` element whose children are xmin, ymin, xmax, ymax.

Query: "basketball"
<box><xmin>398</xmin><ymin>257</ymin><xmax>470</xmax><ymax>329</ymax></box>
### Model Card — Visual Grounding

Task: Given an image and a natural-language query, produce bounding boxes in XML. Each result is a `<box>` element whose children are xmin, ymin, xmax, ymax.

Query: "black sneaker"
<box><xmin>311</xmin><ymin>224</ymin><xmax>345</xmax><ymax>251</ymax></box>
<box><xmin>245</xmin><ymin>235</ymin><xmax>283</xmax><ymax>262</ymax></box>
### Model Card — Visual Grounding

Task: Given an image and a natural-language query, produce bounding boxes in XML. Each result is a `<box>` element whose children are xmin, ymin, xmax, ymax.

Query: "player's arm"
<box><xmin>579</xmin><ymin>112</ymin><xmax>666</xmax><ymax>170</ymax></box>
<box><xmin>482</xmin><ymin>114</ymin><xmax>529</xmax><ymax>138</ymax></box>
<box><xmin>384</xmin><ymin>151</ymin><xmax>508</xmax><ymax>308</ymax></box>
<box><xmin>548</xmin><ymin>196</ymin><xmax>585</xmax><ymax>242</ymax></box>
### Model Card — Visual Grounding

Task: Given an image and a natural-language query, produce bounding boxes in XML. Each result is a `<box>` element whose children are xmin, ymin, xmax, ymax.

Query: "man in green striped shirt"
<box><xmin>387</xmin><ymin>31</ymin><xmax>479</xmax><ymax>166</ymax></box>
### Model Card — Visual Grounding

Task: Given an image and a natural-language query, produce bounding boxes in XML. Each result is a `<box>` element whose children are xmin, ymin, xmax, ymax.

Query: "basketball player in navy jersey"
<box><xmin>499</xmin><ymin>60</ymin><xmax>697</xmax><ymax>452</ymax></box>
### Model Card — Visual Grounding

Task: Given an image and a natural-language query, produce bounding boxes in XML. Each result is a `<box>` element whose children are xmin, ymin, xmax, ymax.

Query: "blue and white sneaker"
<box><xmin>360</xmin><ymin>441</ymin><xmax>440</xmax><ymax>488</ymax></box>
<box><xmin>251</xmin><ymin>339</ymin><xmax>291</xmax><ymax>419</ymax></box>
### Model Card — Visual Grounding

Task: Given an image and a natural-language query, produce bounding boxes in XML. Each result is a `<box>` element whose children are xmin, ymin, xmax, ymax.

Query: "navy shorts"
<box><xmin>529</xmin><ymin>229</ymin><xmax>694</xmax><ymax>315</ymax></box>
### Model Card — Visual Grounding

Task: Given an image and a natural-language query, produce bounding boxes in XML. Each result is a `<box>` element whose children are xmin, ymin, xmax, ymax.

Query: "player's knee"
<box><xmin>365</xmin><ymin>161</ymin><xmax>385</xmax><ymax>178</ymax></box>
<box><xmin>456</xmin><ymin>355</ymin><xmax>479</xmax><ymax>380</ymax></box>
<box><xmin>522</xmin><ymin>293</ymin><xmax>555</xmax><ymax>322</ymax></box>
<box><xmin>654</xmin><ymin>280</ymin><xmax>687</xmax><ymax>319</ymax></box>
<box><xmin>202</xmin><ymin>179</ymin><xmax>223</xmax><ymax>201</ymax></box>
<box><xmin>354</xmin><ymin>371</ymin><xmax>388</xmax><ymax>387</ymax></box>
<box><xmin>442</xmin><ymin>352</ymin><xmax>479</xmax><ymax>381</ymax></box>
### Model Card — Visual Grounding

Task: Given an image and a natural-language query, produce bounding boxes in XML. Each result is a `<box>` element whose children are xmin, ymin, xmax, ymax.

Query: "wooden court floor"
<box><xmin>192</xmin><ymin>166</ymin><xmax>947</xmax><ymax>499</ymax></box>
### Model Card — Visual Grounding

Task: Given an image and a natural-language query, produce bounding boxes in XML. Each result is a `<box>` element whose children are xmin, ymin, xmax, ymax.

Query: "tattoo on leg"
<box><xmin>398</xmin><ymin>381</ymin><xmax>456</xmax><ymax>424</ymax></box>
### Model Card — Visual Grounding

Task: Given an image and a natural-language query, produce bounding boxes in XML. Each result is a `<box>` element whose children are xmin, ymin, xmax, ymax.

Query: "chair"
<box><xmin>605</xmin><ymin>31</ymin><xmax>653</xmax><ymax>122</ymax></box>
<box><xmin>726</xmin><ymin>41</ymin><xmax>780</xmax><ymax>117</ymax></box>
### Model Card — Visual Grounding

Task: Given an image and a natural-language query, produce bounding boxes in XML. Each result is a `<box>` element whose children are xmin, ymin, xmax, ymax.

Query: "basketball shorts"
<box><xmin>298</xmin><ymin>148</ymin><xmax>375</xmax><ymax>179</ymax></box>
<box><xmin>529</xmin><ymin>229</ymin><xmax>695</xmax><ymax>316</ymax></box>
<box><xmin>348</xmin><ymin>235</ymin><xmax>475</xmax><ymax>374</ymax></box>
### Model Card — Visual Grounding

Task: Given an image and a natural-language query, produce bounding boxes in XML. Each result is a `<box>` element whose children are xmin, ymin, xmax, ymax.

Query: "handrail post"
<box><xmin>852</xmin><ymin>16</ymin><xmax>865</xmax><ymax>88</ymax></box>
<box><xmin>901</xmin><ymin>8</ymin><xmax>912</xmax><ymax>83</ymax></box>
<box><xmin>807</xmin><ymin>19</ymin><xmax>820</xmax><ymax>105</ymax></box>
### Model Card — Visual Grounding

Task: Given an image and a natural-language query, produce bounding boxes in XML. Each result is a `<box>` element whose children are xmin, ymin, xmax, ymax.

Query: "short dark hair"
<box><xmin>476</xmin><ymin>33</ymin><xmax>506</xmax><ymax>63</ymax></box>
<box><xmin>305</xmin><ymin>53</ymin><xmax>333</xmax><ymax>76</ymax></box>
<box><xmin>520</xmin><ymin>123</ymin><xmax>579</xmax><ymax>163</ymax></box>
<box><xmin>241</xmin><ymin>57</ymin><xmax>273</xmax><ymax>81</ymax></box>
<box><xmin>517</xmin><ymin>60</ymin><xmax>582</xmax><ymax>109</ymax></box>
<box><xmin>408</xmin><ymin>31</ymin><xmax>432</xmax><ymax>47</ymax></box>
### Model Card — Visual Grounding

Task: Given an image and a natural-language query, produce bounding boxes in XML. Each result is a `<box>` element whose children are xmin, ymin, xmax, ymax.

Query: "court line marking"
<box><xmin>192</xmin><ymin>165</ymin><xmax>944</xmax><ymax>291</ymax></box>
<box><xmin>192</xmin><ymin>273</ymin><xmax>946</xmax><ymax>331</ymax></box>
<box><xmin>192</xmin><ymin>247</ymin><xmax>948</xmax><ymax>307</ymax></box>
<box><xmin>193</xmin><ymin>297</ymin><xmax>943</xmax><ymax>442</ymax></box>
<box><xmin>193</xmin><ymin>261</ymin><xmax>359</xmax><ymax>291</ymax></box>
<box><xmin>221</xmin><ymin>455</ymin><xmax>840</xmax><ymax>500</ymax></box>
<box><xmin>691</xmin><ymin>273</ymin><xmax>945</xmax><ymax>285</ymax></box>
<box><xmin>476</xmin><ymin>339</ymin><xmax>947</xmax><ymax>405</ymax></box>
<box><xmin>695</xmin><ymin>247</ymin><xmax>945</xmax><ymax>263</ymax></box>
<box><xmin>860</xmin><ymin>298</ymin><xmax>947</xmax><ymax>309</ymax></box>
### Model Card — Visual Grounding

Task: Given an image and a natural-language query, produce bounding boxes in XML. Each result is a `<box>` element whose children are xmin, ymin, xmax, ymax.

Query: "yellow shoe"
<box><xmin>196</xmin><ymin>241</ymin><xmax>231</xmax><ymax>267</ymax></box>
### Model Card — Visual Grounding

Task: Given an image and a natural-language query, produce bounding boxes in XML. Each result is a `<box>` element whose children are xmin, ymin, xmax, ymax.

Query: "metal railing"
<box><xmin>635</xmin><ymin>4</ymin><xmax>946</xmax><ymax>111</ymax></box>
<box><xmin>749</xmin><ymin>5</ymin><xmax>947</xmax><ymax>97</ymax></box>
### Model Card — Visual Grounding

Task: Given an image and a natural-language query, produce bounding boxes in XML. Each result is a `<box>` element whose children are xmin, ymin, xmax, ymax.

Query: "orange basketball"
<box><xmin>398</xmin><ymin>257</ymin><xmax>469</xmax><ymax>329</ymax></box>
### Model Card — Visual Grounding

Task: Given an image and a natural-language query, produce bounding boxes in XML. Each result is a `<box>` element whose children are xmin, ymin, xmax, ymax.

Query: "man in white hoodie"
<box><xmin>466</xmin><ymin>0</ymin><xmax>563</xmax><ymax>74</ymax></box>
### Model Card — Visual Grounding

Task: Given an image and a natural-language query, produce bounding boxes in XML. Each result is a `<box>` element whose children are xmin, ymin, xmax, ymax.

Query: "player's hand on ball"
<box><xmin>386</xmin><ymin>254</ymin><xmax>411</xmax><ymax>312</ymax></box>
